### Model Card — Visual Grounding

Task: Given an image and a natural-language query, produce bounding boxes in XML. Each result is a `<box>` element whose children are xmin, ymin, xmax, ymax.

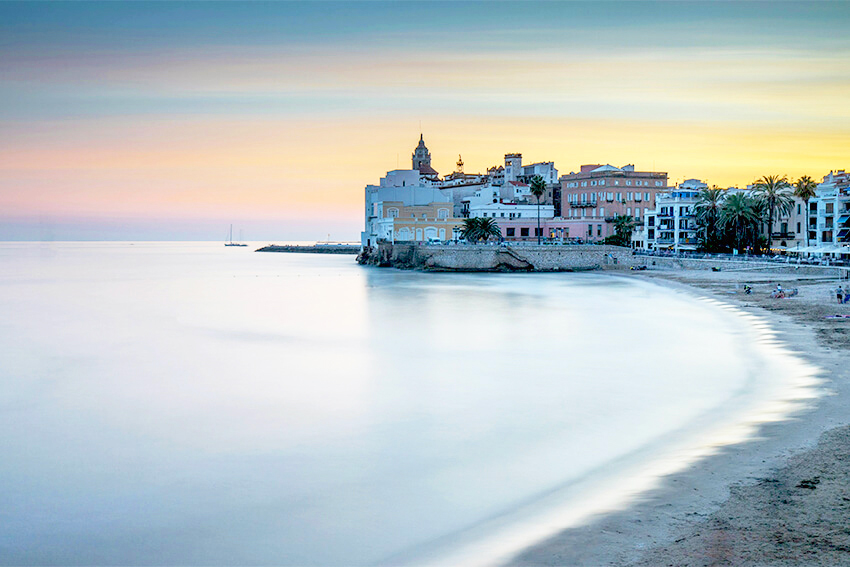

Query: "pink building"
<box><xmin>496</xmin><ymin>218</ymin><xmax>575</xmax><ymax>241</ymax></box>
<box><xmin>560</xmin><ymin>164</ymin><xmax>669</xmax><ymax>242</ymax></box>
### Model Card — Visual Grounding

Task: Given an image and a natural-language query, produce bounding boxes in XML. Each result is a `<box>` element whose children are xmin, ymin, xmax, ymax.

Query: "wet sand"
<box><xmin>511</xmin><ymin>267</ymin><xmax>850</xmax><ymax>566</ymax></box>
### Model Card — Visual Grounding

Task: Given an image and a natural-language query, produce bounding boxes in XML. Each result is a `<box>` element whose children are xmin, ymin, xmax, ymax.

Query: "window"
<box><xmin>797</xmin><ymin>204</ymin><xmax>801</xmax><ymax>215</ymax></box>
<box><xmin>591</xmin><ymin>180</ymin><xmax>596</xmax><ymax>186</ymax></box>
<box><xmin>615</xmin><ymin>180</ymin><xmax>620</xmax><ymax>186</ymax></box>
<box><xmin>506</xmin><ymin>228</ymin><xmax>516</xmax><ymax>237</ymax></box>
<box><xmin>517</xmin><ymin>213</ymin><xmax>521</xmax><ymax>218</ymax></box>
<box><xmin>437</xmin><ymin>208</ymin><xmax>449</xmax><ymax>219</ymax></box>
<box><xmin>635</xmin><ymin>207</ymin><xmax>641</xmax><ymax>219</ymax></box>
<box><xmin>627</xmin><ymin>207</ymin><xmax>631</xmax><ymax>216</ymax></box>
<box><xmin>648</xmin><ymin>229</ymin><xmax>655</xmax><ymax>239</ymax></box>
<box><xmin>581</xmin><ymin>181</ymin><xmax>587</xmax><ymax>187</ymax></box>
<box><xmin>627</xmin><ymin>192</ymin><xmax>633</xmax><ymax>200</ymax></box>
<box><xmin>607</xmin><ymin>192</ymin><xmax>614</xmax><ymax>201</ymax></box>
<box><xmin>593</xmin><ymin>208</ymin><xmax>598</xmax><ymax>217</ymax></box>
<box><xmin>598</xmin><ymin>179</ymin><xmax>605</xmax><ymax>187</ymax></box>
<box><xmin>597</xmin><ymin>224</ymin><xmax>603</xmax><ymax>236</ymax></box>
<box><xmin>826</xmin><ymin>203</ymin><xmax>834</xmax><ymax>214</ymax></box>
<box><xmin>626</xmin><ymin>180</ymin><xmax>632</xmax><ymax>186</ymax></box>
<box><xmin>797</xmin><ymin>222</ymin><xmax>801</xmax><ymax>233</ymax></box>
<box><xmin>645</xmin><ymin>192</ymin><xmax>650</xmax><ymax>201</ymax></box>
<box><xmin>655</xmin><ymin>181</ymin><xmax>662</xmax><ymax>187</ymax></box>
<box><xmin>535</xmin><ymin>227</ymin><xmax>543</xmax><ymax>236</ymax></box>
<box><xmin>521</xmin><ymin>228</ymin><xmax>529</xmax><ymax>237</ymax></box>
<box><xmin>648</xmin><ymin>217</ymin><xmax>655</xmax><ymax>227</ymax></box>
<box><xmin>616</xmin><ymin>192</ymin><xmax>622</xmax><ymax>201</ymax></box>
<box><xmin>388</xmin><ymin>208</ymin><xmax>399</xmax><ymax>218</ymax></box>
<box><xmin>600</xmin><ymin>207</ymin><xmax>605</xmax><ymax>217</ymax></box>
<box><xmin>587</xmin><ymin>225</ymin><xmax>593</xmax><ymax>236</ymax></box>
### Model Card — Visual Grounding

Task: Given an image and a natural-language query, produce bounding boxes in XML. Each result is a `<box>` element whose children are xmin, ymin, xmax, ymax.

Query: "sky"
<box><xmin>1</xmin><ymin>1</ymin><xmax>849</xmax><ymax>241</ymax></box>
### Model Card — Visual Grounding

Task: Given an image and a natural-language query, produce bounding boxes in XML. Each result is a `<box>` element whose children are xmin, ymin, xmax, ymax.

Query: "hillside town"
<box><xmin>362</xmin><ymin>135</ymin><xmax>850</xmax><ymax>264</ymax></box>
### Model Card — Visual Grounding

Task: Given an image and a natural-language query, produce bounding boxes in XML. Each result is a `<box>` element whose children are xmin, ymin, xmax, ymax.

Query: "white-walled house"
<box><xmin>362</xmin><ymin>170</ymin><xmax>453</xmax><ymax>247</ymax></box>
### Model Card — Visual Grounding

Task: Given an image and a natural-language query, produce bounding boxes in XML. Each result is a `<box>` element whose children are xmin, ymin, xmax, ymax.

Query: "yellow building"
<box><xmin>374</xmin><ymin>201</ymin><xmax>464</xmax><ymax>243</ymax></box>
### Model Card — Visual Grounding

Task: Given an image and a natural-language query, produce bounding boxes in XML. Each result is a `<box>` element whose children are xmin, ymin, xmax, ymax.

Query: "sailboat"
<box><xmin>225</xmin><ymin>224</ymin><xmax>248</xmax><ymax>247</ymax></box>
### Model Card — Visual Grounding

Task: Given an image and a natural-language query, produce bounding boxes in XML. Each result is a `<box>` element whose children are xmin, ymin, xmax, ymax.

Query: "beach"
<box><xmin>512</xmin><ymin>265</ymin><xmax>850</xmax><ymax>566</ymax></box>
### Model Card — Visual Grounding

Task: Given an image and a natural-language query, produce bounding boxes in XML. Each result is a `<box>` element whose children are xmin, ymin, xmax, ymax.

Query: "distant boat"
<box><xmin>225</xmin><ymin>224</ymin><xmax>248</xmax><ymax>247</ymax></box>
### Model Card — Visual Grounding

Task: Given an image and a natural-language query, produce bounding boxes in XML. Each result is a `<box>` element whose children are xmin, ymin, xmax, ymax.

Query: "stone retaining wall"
<box><xmin>358</xmin><ymin>243</ymin><xmax>637</xmax><ymax>272</ymax></box>
<box><xmin>357</xmin><ymin>243</ymin><xmax>850</xmax><ymax>277</ymax></box>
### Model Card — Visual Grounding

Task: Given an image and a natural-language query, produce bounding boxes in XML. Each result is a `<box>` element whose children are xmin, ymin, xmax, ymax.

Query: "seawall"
<box><xmin>357</xmin><ymin>243</ymin><xmax>635</xmax><ymax>272</ymax></box>
<box><xmin>357</xmin><ymin>243</ymin><xmax>850</xmax><ymax>276</ymax></box>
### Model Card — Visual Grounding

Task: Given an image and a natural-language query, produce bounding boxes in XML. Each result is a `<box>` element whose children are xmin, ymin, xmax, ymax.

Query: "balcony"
<box><xmin>771</xmin><ymin>232</ymin><xmax>795</xmax><ymax>239</ymax></box>
<box><xmin>570</xmin><ymin>201</ymin><xmax>597</xmax><ymax>208</ymax></box>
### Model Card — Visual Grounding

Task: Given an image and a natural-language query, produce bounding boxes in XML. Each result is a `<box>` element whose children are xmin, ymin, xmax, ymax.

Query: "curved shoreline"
<box><xmin>510</xmin><ymin>268</ymin><xmax>850</xmax><ymax>566</ymax></box>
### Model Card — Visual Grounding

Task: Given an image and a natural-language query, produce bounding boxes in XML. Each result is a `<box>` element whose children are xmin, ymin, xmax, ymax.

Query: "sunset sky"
<box><xmin>2</xmin><ymin>1</ymin><xmax>849</xmax><ymax>241</ymax></box>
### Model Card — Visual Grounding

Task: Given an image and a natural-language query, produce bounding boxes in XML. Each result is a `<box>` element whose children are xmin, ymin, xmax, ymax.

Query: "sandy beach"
<box><xmin>511</xmin><ymin>265</ymin><xmax>850</xmax><ymax>566</ymax></box>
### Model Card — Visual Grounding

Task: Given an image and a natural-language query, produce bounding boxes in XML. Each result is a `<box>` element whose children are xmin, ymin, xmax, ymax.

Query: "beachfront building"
<box><xmin>371</xmin><ymin>201</ymin><xmax>463</xmax><ymax>243</ymax></box>
<box><xmin>806</xmin><ymin>170</ymin><xmax>850</xmax><ymax>260</ymax></box>
<box><xmin>643</xmin><ymin>179</ymin><xmax>705</xmax><ymax>252</ymax></box>
<box><xmin>362</xmin><ymin>166</ymin><xmax>456</xmax><ymax>247</ymax></box>
<box><xmin>560</xmin><ymin>164</ymin><xmax>669</xmax><ymax>244</ymax></box>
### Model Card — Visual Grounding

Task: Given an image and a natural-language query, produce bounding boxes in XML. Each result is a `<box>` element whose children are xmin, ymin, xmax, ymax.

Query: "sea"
<box><xmin>0</xmin><ymin>242</ymin><xmax>820</xmax><ymax>566</ymax></box>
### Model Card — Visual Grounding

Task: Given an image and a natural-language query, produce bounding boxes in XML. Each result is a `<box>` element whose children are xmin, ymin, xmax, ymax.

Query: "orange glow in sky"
<box><xmin>1</xmin><ymin>2</ymin><xmax>849</xmax><ymax>240</ymax></box>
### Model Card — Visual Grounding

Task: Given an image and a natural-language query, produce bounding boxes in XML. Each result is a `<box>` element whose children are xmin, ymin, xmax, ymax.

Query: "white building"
<box><xmin>461</xmin><ymin>183</ymin><xmax>553</xmax><ymax>221</ymax></box>
<box><xmin>643</xmin><ymin>179</ymin><xmax>705</xmax><ymax>252</ymax></box>
<box><xmin>809</xmin><ymin>170</ymin><xmax>850</xmax><ymax>257</ymax></box>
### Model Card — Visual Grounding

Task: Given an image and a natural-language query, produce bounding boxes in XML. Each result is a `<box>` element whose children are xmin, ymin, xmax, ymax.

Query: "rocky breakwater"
<box><xmin>357</xmin><ymin>243</ymin><xmax>638</xmax><ymax>272</ymax></box>
<box><xmin>257</xmin><ymin>244</ymin><xmax>360</xmax><ymax>254</ymax></box>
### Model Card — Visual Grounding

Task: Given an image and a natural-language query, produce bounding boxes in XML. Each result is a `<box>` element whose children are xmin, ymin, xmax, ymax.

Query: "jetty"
<box><xmin>257</xmin><ymin>244</ymin><xmax>360</xmax><ymax>254</ymax></box>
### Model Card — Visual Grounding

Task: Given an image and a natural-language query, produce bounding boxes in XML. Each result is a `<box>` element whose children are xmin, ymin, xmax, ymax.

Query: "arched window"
<box><xmin>437</xmin><ymin>208</ymin><xmax>449</xmax><ymax>219</ymax></box>
<box><xmin>387</xmin><ymin>208</ymin><xmax>399</xmax><ymax>218</ymax></box>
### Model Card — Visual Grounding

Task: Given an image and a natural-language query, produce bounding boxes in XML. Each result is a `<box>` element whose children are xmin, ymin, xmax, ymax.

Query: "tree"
<box><xmin>460</xmin><ymin>217</ymin><xmax>501</xmax><ymax>243</ymax></box>
<box><xmin>694</xmin><ymin>186</ymin><xmax>725</xmax><ymax>252</ymax></box>
<box><xmin>794</xmin><ymin>175</ymin><xmax>818</xmax><ymax>248</ymax></box>
<box><xmin>607</xmin><ymin>215</ymin><xmax>637</xmax><ymax>247</ymax></box>
<box><xmin>720</xmin><ymin>193</ymin><xmax>760</xmax><ymax>253</ymax></box>
<box><xmin>753</xmin><ymin>175</ymin><xmax>794</xmax><ymax>252</ymax></box>
<box><xmin>529</xmin><ymin>175</ymin><xmax>546</xmax><ymax>245</ymax></box>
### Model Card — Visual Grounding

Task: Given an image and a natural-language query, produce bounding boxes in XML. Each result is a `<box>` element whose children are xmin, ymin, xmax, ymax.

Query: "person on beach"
<box><xmin>838</xmin><ymin>285</ymin><xmax>846</xmax><ymax>304</ymax></box>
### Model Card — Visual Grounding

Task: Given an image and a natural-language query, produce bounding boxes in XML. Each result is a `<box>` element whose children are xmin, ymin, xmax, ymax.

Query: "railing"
<box><xmin>771</xmin><ymin>232</ymin><xmax>795</xmax><ymax>239</ymax></box>
<box><xmin>570</xmin><ymin>201</ymin><xmax>598</xmax><ymax>208</ymax></box>
<box><xmin>633</xmin><ymin>248</ymin><xmax>850</xmax><ymax>267</ymax></box>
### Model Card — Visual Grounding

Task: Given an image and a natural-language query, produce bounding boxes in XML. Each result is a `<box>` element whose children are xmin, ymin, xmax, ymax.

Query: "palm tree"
<box><xmin>720</xmin><ymin>193</ymin><xmax>760</xmax><ymax>253</ymax></box>
<box><xmin>460</xmin><ymin>218</ymin><xmax>482</xmax><ymax>242</ymax></box>
<box><xmin>794</xmin><ymin>175</ymin><xmax>818</xmax><ymax>248</ymax></box>
<box><xmin>529</xmin><ymin>175</ymin><xmax>546</xmax><ymax>245</ymax></box>
<box><xmin>460</xmin><ymin>217</ymin><xmax>501</xmax><ymax>243</ymax></box>
<box><xmin>478</xmin><ymin>217</ymin><xmax>502</xmax><ymax>242</ymax></box>
<box><xmin>612</xmin><ymin>215</ymin><xmax>637</xmax><ymax>247</ymax></box>
<box><xmin>694</xmin><ymin>186</ymin><xmax>725</xmax><ymax>252</ymax></box>
<box><xmin>753</xmin><ymin>175</ymin><xmax>793</xmax><ymax>252</ymax></box>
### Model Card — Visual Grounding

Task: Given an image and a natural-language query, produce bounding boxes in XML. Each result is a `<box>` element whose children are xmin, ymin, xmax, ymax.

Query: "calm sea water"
<box><xmin>0</xmin><ymin>242</ymin><xmax>818</xmax><ymax>566</ymax></box>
